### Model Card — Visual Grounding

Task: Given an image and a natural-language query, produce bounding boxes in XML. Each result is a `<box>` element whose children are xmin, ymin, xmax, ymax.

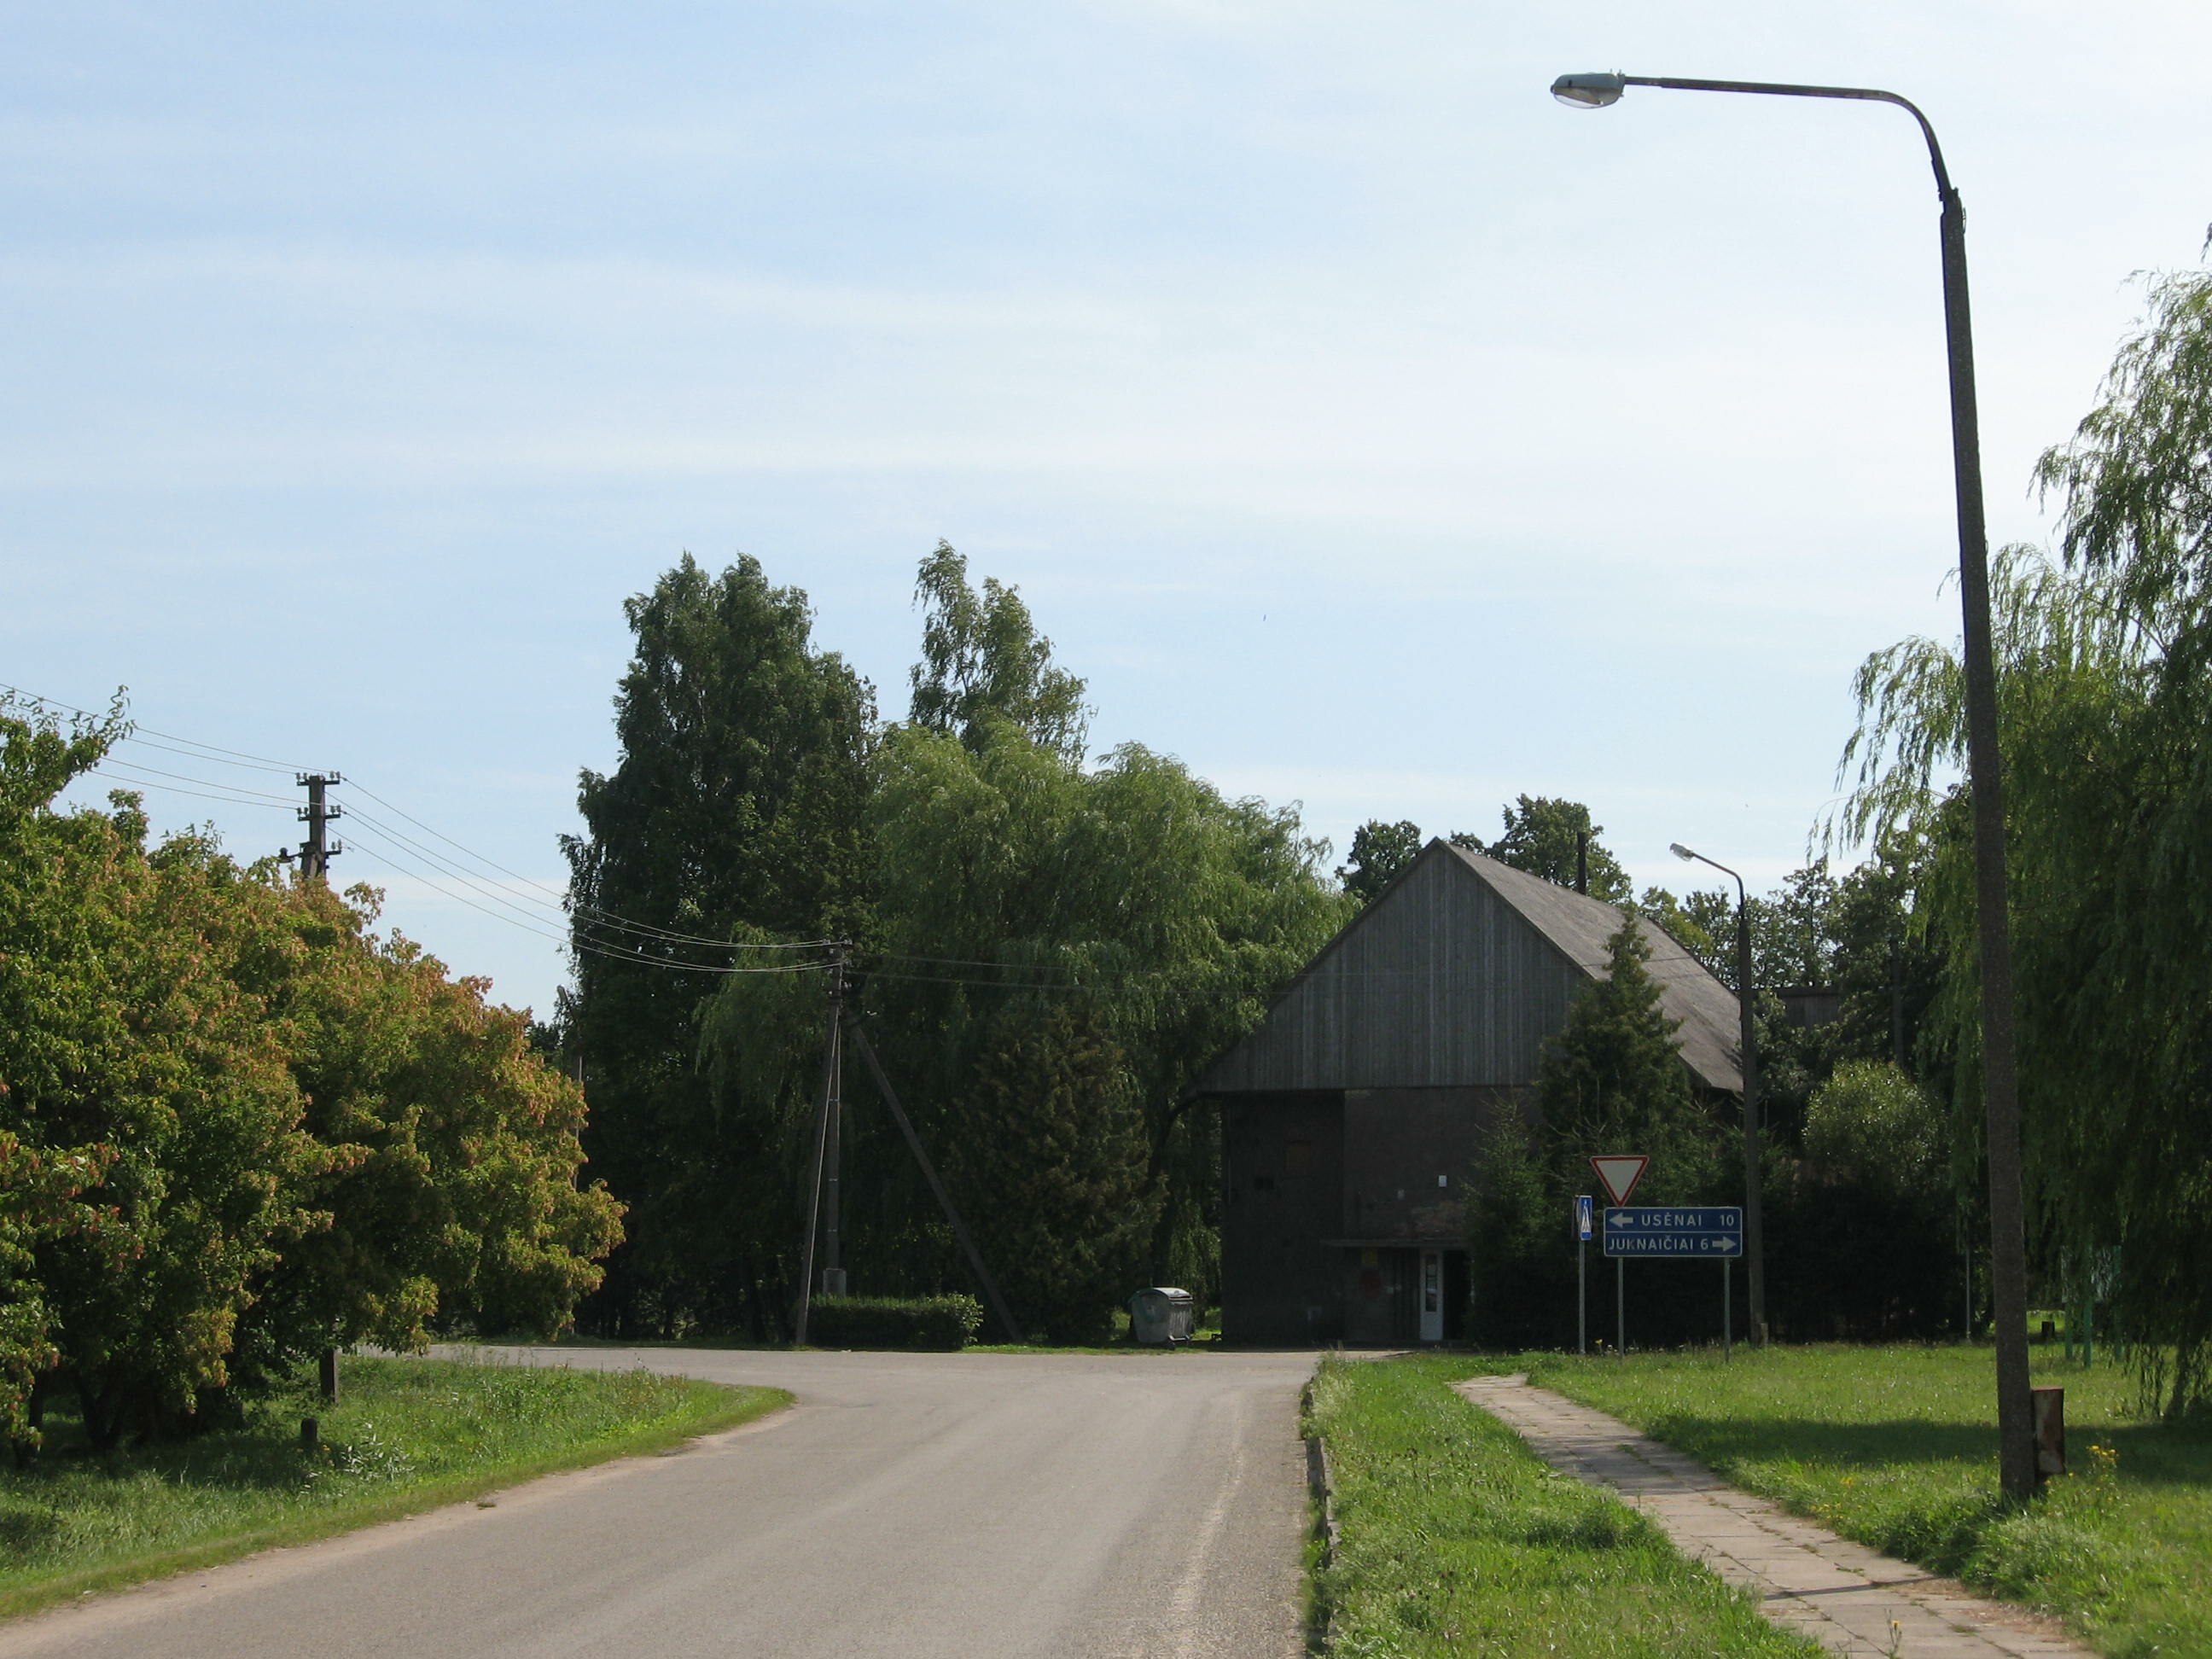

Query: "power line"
<box><xmin>21</xmin><ymin>681</ymin><xmax>916</xmax><ymax>975</ymax></box>
<box><xmin>344</xmin><ymin>830</ymin><xmax>834</xmax><ymax>975</ymax></box>
<box><xmin>0</xmin><ymin>682</ymin><xmax>320</xmax><ymax>773</ymax></box>
<box><xmin>120</xmin><ymin>734</ymin><xmax>300</xmax><ymax>776</ymax></box>
<box><xmin>83</xmin><ymin>770</ymin><xmax>299</xmax><ymax>813</ymax></box>
<box><xmin>94</xmin><ymin>758</ymin><xmax>300</xmax><ymax>807</ymax></box>
<box><xmin>343</xmin><ymin>777</ymin><xmax>831</xmax><ymax>953</ymax></box>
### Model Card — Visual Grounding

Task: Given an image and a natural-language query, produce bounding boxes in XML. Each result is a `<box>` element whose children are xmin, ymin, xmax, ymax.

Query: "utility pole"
<box><xmin>294</xmin><ymin>773</ymin><xmax>343</xmax><ymax>882</ymax></box>
<box><xmin>822</xmin><ymin>946</ymin><xmax>849</xmax><ymax>1299</ymax></box>
<box><xmin>289</xmin><ymin>772</ymin><xmax>345</xmax><ymax>1405</ymax></box>
<box><xmin>793</xmin><ymin>943</ymin><xmax>850</xmax><ymax>1346</ymax></box>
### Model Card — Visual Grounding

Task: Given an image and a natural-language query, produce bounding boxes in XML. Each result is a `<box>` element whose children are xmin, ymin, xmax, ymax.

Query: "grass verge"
<box><xmin>1306</xmin><ymin>1353</ymin><xmax>1819</xmax><ymax>1656</ymax></box>
<box><xmin>0</xmin><ymin>1355</ymin><xmax>787</xmax><ymax>1621</ymax></box>
<box><xmin>1524</xmin><ymin>1343</ymin><xmax>2210</xmax><ymax>1659</ymax></box>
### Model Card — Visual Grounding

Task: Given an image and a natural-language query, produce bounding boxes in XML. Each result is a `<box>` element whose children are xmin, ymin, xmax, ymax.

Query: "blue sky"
<box><xmin>6</xmin><ymin>2</ymin><xmax>2207</xmax><ymax>1017</ymax></box>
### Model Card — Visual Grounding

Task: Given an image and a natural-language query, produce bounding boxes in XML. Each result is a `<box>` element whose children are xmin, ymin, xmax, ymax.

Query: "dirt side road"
<box><xmin>0</xmin><ymin>1347</ymin><xmax>1315</xmax><ymax>1659</ymax></box>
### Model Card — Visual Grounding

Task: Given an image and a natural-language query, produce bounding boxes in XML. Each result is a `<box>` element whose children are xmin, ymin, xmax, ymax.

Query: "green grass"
<box><xmin>1306</xmin><ymin>1353</ymin><xmax>1819</xmax><ymax>1657</ymax></box>
<box><xmin>0</xmin><ymin>1355</ymin><xmax>787</xmax><ymax>1620</ymax></box>
<box><xmin>1521</xmin><ymin>1343</ymin><xmax>2211</xmax><ymax>1659</ymax></box>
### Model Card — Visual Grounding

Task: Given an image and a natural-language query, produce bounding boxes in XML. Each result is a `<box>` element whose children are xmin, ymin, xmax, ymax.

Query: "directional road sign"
<box><xmin>1575</xmin><ymin>1194</ymin><xmax>1593</xmax><ymax>1243</ymax></box>
<box><xmin>1603</xmin><ymin>1206</ymin><xmax>1743</xmax><ymax>1259</ymax></box>
<box><xmin>1589</xmin><ymin>1155</ymin><xmax>1649</xmax><ymax>1206</ymax></box>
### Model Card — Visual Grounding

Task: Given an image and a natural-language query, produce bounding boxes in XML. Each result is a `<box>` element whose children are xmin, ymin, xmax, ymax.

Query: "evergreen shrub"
<box><xmin>807</xmin><ymin>1295</ymin><xmax>982</xmax><ymax>1351</ymax></box>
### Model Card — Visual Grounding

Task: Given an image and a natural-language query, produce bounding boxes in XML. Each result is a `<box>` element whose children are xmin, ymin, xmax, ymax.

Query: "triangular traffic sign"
<box><xmin>1590</xmin><ymin>1155</ymin><xmax>1649</xmax><ymax>1206</ymax></box>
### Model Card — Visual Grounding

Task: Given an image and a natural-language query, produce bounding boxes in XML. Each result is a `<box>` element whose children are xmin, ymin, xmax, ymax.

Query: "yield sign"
<box><xmin>1589</xmin><ymin>1155</ymin><xmax>1650</xmax><ymax>1207</ymax></box>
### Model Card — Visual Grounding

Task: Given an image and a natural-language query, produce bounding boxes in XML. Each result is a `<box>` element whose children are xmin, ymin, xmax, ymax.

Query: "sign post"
<box><xmin>1590</xmin><ymin>1157</ymin><xmax>1648</xmax><ymax>1359</ymax></box>
<box><xmin>1601</xmin><ymin>1206</ymin><xmax>1746</xmax><ymax>1356</ymax></box>
<box><xmin>1574</xmin><ymin>1195</ymin><xmax>1593</xmax><ymax>1354</ymax></box>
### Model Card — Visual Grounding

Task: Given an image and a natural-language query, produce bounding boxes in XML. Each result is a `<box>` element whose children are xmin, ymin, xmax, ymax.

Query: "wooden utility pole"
<box><xmin>792</xmin><ymin>945</ymin><xmax>849</xmax><ymax>1346</ymax></box>
<box><xmin>294</xmin><ymin>771</ymin><xmax>344</xmax><ymax>1404</ymax></box>
<box><xmin>822</xmin><ymin>948</ymin><xmax>848</xmax><ymax>1299</ymax></box>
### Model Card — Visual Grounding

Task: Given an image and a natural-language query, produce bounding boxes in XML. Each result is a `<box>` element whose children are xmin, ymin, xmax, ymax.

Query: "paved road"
<box><xmin>0</xmin><ymin>1347</ymin><xmax>1318</xmax><ymax>1659</ymax></box>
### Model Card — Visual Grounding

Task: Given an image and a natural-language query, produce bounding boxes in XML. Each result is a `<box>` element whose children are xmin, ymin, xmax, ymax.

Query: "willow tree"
<box><xmin>1836</xmin><ymin>265</ymin><xmax>2212</xmax><ymax>1416</ymax></box>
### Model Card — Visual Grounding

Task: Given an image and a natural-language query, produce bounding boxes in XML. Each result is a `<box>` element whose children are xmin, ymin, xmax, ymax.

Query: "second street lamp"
<box><xmin>1673</xmin><ymin>842</ymin><xmax>1764</xmax><ymax>1346</ymax></box>
<box><xmin>1551</xmin><ymin>68</ymin><xmax>2036</xmax><ymax>1499</ymax></box>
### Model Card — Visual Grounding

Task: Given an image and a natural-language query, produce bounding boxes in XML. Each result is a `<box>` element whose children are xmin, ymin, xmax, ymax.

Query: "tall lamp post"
<box><xmin>1672</xmin><ymin>842</ymin><xmax>1763</xmax><ymax>1347</ymax></box>
<box><xmin>1551</xmin><ymin>71</ymin><xmax>2034</xmax><ymax>1499</ymax></box>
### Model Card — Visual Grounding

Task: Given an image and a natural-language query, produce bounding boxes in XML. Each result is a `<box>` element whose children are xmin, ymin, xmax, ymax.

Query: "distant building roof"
<box><xmin>1194</xmin><ymin>838</ymin><xmax>1743</xmax><ymax>1096</ymax></box>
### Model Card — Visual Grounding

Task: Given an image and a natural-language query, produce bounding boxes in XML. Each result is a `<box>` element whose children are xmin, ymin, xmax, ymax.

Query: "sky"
<box><xmin>4</xmin><ymin>2</ymin><xmax>2208</xmax><ymax>1018</ymax></box>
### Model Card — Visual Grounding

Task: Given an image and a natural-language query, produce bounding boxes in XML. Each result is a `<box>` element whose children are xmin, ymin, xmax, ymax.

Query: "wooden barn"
<box><xmin>1194</xmin><ymin>838</ymin><xmax>1743</xmax><ymax>1346</ymax></box>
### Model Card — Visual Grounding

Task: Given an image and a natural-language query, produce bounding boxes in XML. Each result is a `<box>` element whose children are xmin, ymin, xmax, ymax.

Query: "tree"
<box><xmin>1802</xmin><ymin>1060</ymin><xmax>1947</xmax><ymax>1205</ymax></box>
<box><xmin>0</xmin><ymin>709</ymin><xmax>329</xmax><ymax>1445</ymax></box>
<box><xmin>1837</xmin><ymin>264</ymin><xmax>2212</xmax><ymax>1412</ymax></box>
<box><xmin>951</xmin><ymin>1007</ymin><xmax>1155</xmax><ymax>1343</ymax></box>
<box><xmin>562</xmin><ymin>553</ymin><xmax>875</xmax><ymax>1337</ymax></box>
<box><xmin>1337</xmin><ymin>818</ymin><xmax>1422</xmax><ymax>904</ymax></box>
<box><xmin>847</xmin><ymin>718</ymin><xmax>1347</xmax><ymax>1322</ymax></box>
<box><xmin>0</xmin><ymin>700</ymin><xmax>623</xmax><ymax>1442</ymax></box>
<box><xmin>236</xmin><ymin>886</ymin><xmax>624</xmax><ymax>1379</ymax></box>
<box><xmin>910</xmin><ymin>541</ymin><xmax>1089</xmax><ymax>761</ymax></box>
<box><xmin>1452</xmin><ymin>795</ymin><xmax>1631</xmax><ymax>902</ymax></box>
<box><xmin>1534</xmin><ymin>918</ymin><xmax>1714</xmax><ymax>1195</ymax></box>
<box><xmin>1773</xmin><ymin>1061</ymin><xmax>1957</xmax><ymax>1338</ymax></box>
<box><xmin>1635</xmin><ymin>884</ymin><xmax>1725</xmax><ymax>971</ymax></box>
<box><xmin>1466</xmin><ymin>917</ymin><xmax>1728</xmax><ymax>1348</ymax></box>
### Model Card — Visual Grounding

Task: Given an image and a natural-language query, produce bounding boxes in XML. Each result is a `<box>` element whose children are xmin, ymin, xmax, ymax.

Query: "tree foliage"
<box><xmin>909</xmin><ymin>540</ymin><xmax>1089</xmax><ymax>761</ymax></box>
<box><xmin>852</xmin><ymin>717</ymin><xmax>1347</xmax><ymax>1324</ymax></box>
<box><xmin>561</xmin><ymin>553</ymin><xmax>873</xmax><ymax>1336</ymax></box>
<box><xmin>1337</xmin><ymin>818</ymin><xmax>1422</xmax><ymax>905</ymax></box>
<box><xmin>661</xmin><ymin>546</ymin><xmax>1348</xmax><ymax>1340</ymax></box>
<box><xmin>1452</xmin><ymin>795</ymin><xmax>1632</xmax><ymax>903</ymax></box>
<box><xmin>0</xmin><ymin>701</ymin><xmax>618</xmax><ymax>1447</ymax></box>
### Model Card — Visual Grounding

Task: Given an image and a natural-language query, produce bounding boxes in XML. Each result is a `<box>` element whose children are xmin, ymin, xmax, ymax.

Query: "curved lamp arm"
<box><xmin>1549</xmin><ymin>73</ymin><xmax>1954</xmax><ymax>202</ymax></box>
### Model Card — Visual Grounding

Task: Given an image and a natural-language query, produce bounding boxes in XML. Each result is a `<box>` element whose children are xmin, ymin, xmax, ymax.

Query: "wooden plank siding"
<box><xmin>1196</xmin><ymin>840</ymin><xmax>1743</xmax><ymax>1098</ymax></box>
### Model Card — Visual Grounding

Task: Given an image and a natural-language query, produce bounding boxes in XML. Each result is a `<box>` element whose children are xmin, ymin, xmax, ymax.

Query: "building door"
<box><xmin>1419</xmin><ymin>1249</ymin><xmax>1444</xmax><ymax>1343</ymax></box>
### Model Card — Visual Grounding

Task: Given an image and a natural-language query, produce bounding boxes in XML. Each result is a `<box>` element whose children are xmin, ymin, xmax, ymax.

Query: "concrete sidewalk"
<box><xmin>1455</xmin><ymin>1375</ymin><xmax>2093</xmax><ymax>1659</ymax></box>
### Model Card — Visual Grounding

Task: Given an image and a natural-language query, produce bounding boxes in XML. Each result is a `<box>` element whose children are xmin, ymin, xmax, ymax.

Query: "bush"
<box><xmin>807</xmin><ymin>1295</ymin><xmax>982</xmax><ymax>1351</ymax></box>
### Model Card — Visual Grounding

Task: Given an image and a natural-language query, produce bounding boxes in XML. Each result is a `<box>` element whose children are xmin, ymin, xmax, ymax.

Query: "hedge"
<box><xmin>806</xmin><ymin>1295</ymin><xmax>984</xmax><ymax>1351</ymax></box>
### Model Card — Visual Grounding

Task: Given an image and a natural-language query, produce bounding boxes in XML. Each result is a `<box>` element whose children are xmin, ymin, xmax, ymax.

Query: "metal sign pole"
<box><xmin>1724</xmin><ymin>1259</ymin><xmax>1732</xmax><ymax>1360</ymax></box>
<box><xmin>1615</xmin><ymin>1256</ymin><xmax>1625</xmax><ymax>1359</ymax></box>
<box><xmin>1574</xmin><ymin>1194</ymin><xmax>1592</xmax><ymax>1357</ymax></box>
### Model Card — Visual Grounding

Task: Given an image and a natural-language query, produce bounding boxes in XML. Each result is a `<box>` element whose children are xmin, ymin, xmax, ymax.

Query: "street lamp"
<box><xmin>1556</xmin><ymin>71</ymin><xmax>2035</xmax><ymax>1499</ymax></box>
<box><xmin>1672</xmin><ymin>843</ymin><xmax>1764</xmax><ymax>1347</ymax></box>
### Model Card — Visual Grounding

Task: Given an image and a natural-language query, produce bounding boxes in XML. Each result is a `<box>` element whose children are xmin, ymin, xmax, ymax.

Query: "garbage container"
<box><xmin>1129</xmin><ymin>1286</ymin><xmax>1195</xmax><ymax>1346</ymax></box>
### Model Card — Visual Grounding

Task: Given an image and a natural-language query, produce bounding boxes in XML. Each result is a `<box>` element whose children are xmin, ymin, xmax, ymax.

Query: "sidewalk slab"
<box><xmin>1454</xmin><ymin>1375</ymin><xmax>2095</xmax><ymax>1659</ymax></box>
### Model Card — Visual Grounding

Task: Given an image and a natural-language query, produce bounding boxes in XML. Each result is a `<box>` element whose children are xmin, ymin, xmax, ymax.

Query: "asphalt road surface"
<box><xmin>0</xmin><ymin>1346</ymin><xmax>1318</xmax><ymax>1659</ymax></box>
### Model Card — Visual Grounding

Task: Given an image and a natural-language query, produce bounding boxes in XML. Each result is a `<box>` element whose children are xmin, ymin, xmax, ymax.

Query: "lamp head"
<box><xmin>1669</xmin><ymin>842</ymin><xmax>1696</xmax><ymax>861</ymax></box>
<box><xmin>1551</xmin><ymin>72</ymin><xmax>1627</xmax><ymax>109</ymax></box>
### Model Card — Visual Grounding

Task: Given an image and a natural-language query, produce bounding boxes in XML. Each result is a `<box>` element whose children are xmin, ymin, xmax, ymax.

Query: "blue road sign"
<box><xmin>1603</xmin><ymin>1206</ymin><xmax>1743</xmax><ymax>1259</ymax></box>
<box><xmin>1575</xmin><ymin>1194</ymin><xmax>1594</xmax><ymax>1243</ymax></box>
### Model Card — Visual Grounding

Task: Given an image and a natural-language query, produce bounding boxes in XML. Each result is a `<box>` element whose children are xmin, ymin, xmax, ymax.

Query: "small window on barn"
<box><xmin>1284</xmin><ymin>1138</ymin><xmax>1313</xmax><ymax>1174</ymax></box>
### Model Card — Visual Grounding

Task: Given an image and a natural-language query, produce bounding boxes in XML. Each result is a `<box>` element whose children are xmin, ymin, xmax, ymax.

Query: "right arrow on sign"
<box><xmin>1589</xmin><ymin>1155</ymin><xmax>1649</xmax><ymax>1206</ymax></box>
